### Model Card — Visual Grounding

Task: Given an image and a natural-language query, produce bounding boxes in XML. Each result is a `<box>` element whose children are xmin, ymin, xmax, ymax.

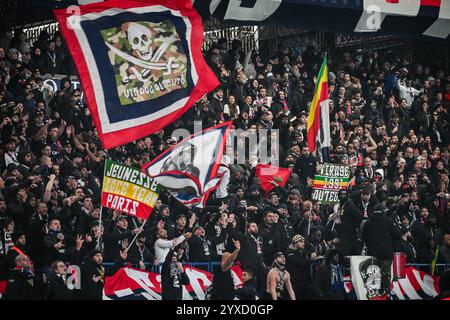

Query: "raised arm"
<box><xmin>34</xmin><ymin>121</ymin><xmax>51</xmax><ymax>141</ymax></box>
<box><xmin>43</xmin><ymin>174</ymin><xmax>56</xmax><ymax>203</ymax></box>
<box><xmin>365</xmin><ymin>130</ymin><xmax>378</xmax><ymax>153</ymax></box>
<box><xmin>220</xmin><ymin>239</ymin><xmax>240</xmax><ymax>271</ymax></box>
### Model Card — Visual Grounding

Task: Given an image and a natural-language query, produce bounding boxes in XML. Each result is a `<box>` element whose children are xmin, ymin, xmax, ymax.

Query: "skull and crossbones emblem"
<box><xmin>128</xmin><ymin>22</ymin><xmax>153</xmax><ymax>61</ymax></box>
<box><xmin>105</xmin><ymin>21</ymin><xmax>182</xmax><ymax>83</ymax></box>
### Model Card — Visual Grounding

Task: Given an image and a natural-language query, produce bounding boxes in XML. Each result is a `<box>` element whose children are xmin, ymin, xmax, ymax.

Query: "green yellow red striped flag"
<box><xmin>307</xmin><ymin>56</ymin><xmax>328</xmax><ymax>153</ymax></box>
<box><xmin>101</xmin><ymin>159</ymin><xmax>160</xmax><ymax>220</ymax></box>
<box><xmin>312</xmin><ymin>163</ymin><xmax>350</xmax><ymax>204</ymax></box>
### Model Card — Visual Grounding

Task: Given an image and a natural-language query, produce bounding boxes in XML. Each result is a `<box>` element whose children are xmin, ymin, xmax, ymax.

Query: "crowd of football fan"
<box><xmin>0</xmin><ymin>29</ymin><xmax>449</xmax><ymax>300</ymax></box>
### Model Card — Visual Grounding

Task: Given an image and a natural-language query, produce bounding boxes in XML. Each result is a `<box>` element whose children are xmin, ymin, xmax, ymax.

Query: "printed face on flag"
<box><xmin>145</xmin><ymin>124</ymin><xmax>228</xmax><ymax>186</ymax></box>
<box><xmin>54</xmin><ymin>0</ymin><xmax>219</xmax><ymax>149</ymax></box>
<box><xmin>142</xmin><ymin>122</ymin><xmax>231</xmax><ymax>207</ymax></box>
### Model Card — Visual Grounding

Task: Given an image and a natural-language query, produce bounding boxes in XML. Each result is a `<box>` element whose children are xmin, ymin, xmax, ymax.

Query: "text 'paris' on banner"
<box><xmin>101</xmin><ymin>159</ymin><xmax>160</xmax><ymax>220</ymax></box>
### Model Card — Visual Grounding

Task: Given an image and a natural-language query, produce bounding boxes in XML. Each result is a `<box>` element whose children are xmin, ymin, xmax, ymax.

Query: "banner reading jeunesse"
<box><xmin>101</xmin><ymin>159</ymin><xmax>160</xmax><ymax>219</ymax></box>
<box><xmin>312</xmin><ymin>163</ymin><xmax>350</xmax><ymax>204</ymax></box>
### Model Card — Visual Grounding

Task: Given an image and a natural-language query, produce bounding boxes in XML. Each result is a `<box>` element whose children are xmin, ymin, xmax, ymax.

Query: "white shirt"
<box><xmin>396</xmin><ymin>79</ymin><xmax>420</xmax><ymax>107</ymax></box>
<box><xmin>4</xmin><ymin>151</ymin><xmax>19</xmax><ymax>167</ymax></box>
<box><xmin>215</xmin><ymin>165</ymin><xmax>230</xmax><ymax>199</ymax></box>
<box><xmin>223</xmin><ymin>104</ymin><xmax>240</xmax><ymax>118</ymax></box>
<box><xmin>154</xmin><ymin>235</ymin><xmax>185</xmax><ymax>264</ymax></box>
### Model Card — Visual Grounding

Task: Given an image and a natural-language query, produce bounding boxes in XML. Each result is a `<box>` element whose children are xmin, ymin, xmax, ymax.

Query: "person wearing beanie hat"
<box><xmin>335</xmin><ymin>189</ymin><xmax>364</xmax><ymax>257</ymax></box>
<box><xmin>394</xmin><ymin>227</ymin><xmax>417</xmax><ymax>263</ymax></box>
<box><xmin>102</xmin><ymin>214</ymin><xmax>136</xmax><ymax>262</ymax></box>
<box><xmin>352</xmin><ymin>184</ymin><xmax>379</xmax><ymax>219</ymax></box>
<box><xmin>286</xmin><ymin>233</ymin><xmax>310</xmax><ymax>299</ymax></box>
<box><xmin>3</xmin><ymin>253</ymin><xmax>40</xmax><ymax>300</ymax></box>
<box><xmin>161</xmin><ymin>248</ymin><xmax>189</xmax><ymax>300</ymax></box>
<box><xmin>81</xmin><ymin>247</ymin><xmax>127</xmax><ymax>300</ymax></box>
<box><xmin>362</xmin><ymin>203</ymin><xmax>402</xmax><ymax>296</ymax></box>
<box><xmin>7</xmin><ymin>230</ymin><xmax>30</xmax><ymax>271</ymax></box>
<box><xmin>263</xmin><ymin>251</ymin><xmax>295</xmax><ymax>300</ymax></box>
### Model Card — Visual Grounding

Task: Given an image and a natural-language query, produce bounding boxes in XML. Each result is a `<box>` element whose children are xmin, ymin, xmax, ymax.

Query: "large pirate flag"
<box><xmin>142</xmin><ymin>122</ymin><xmax>232</xmax><ymax>208</ymax></box>
<box><xmin>54</xmin><ymin>0</ymin><xmax>219</xmax><ymax>149</ymax></box>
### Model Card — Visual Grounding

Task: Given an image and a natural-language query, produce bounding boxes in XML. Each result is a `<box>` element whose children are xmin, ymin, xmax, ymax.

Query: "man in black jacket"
<box><xmin>362</xmin><ymin>205</ymin><xmax>402</xmax><ymax>295</ymax></box>
<box><xmin>4</xmin><ymin>254</ymin><xmax>41</xmax><ymax>300</ymax></box>
<box><xmin>334</xmin><ymin>190</ymin><xmax>364</xmax><ymax>256</ymax></box>
<box><xmin>235</xmin><ymin>268</ymin><xmax>257</xmax><ymax>300</ymax></box>
<box><xmin>161</xmin><ymin>249</ymin><xmax>189</xmax><ymax>300</ymax></box>
<box><xmin>43</xmin><ymin>218</ymin><xmax>74</xmax><ymax>268</ymax></box>
<box><xmin>187</xmin><ymin>226</ymin><xmax>211</xmax><ymax>263</ymax></box>
<box><xmin>237</xmin><ymin>222</ymin><xmax>266</xmax><ymax>293</ymax></box>
<box><xmin>149</xmin><ymin>205</ymin><xmax>176</xmax><ymax>239</ymax></box>
<box><xmin>394</xmin><ymin>228</ymin><xmax>417</xmax><ymax>263</ymax></box>
<box><xmin>6</xmin><ymin>230</ymin><xmax>29</xmax><ymax>270</ymax></box>
<box><xmin>81</xmin><ymin>249</ymin><xmax>126</xmax><ymax>300</ymax></box>
<box><xmin>313</xmin><ymin>249</ymin><xmax>346</xmax><ymax>300</ymax></box>
<box><xmin>294</xmin><ymin>146</ymin><xmax>317</xmax><ymax>185</ymax></box>
<box><xmin>259</xmin><ymin>209</ymin><xmax>282</xmax><ymax>266</ymax></box>
<box><xmin>352</xmin><ymin>185</ymin><xmax>379</xmax><ymax>219</ymax></box>
<box><xmin>103</xmin><ymin>215</ymin><xmax>139</xmax><ymax>262</ymax></box>
<box><xmin>45</xmin><ymin>260</ymin><xmax>78</xmax><ymax>300</ymax></box>
<box><xmin>286</xmin><ymin>234</ymin><xmax>311</xmax><ymax>299</ymax></box>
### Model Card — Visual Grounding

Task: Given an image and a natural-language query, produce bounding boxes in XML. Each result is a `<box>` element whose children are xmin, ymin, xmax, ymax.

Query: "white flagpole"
<box><xmin>125</xmin><ymin>218</ymin><xmax>149</xmax><ymax>253</ymax></box>
<box><xmin>97</xmin><ymin>206</ymin><xmax>103</xmax><ymax>250</ymax></box>
<box><xmin>307</xmin><ymin>205</ymin><xmax>312</xmax><ymax>236</ymax></box>
<box><xmin>97</xmin><ymin>158</ymin><xmax>108</xmax><ymax>250</ymax></box>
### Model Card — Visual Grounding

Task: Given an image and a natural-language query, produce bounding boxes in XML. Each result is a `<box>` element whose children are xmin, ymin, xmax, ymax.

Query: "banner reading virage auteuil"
<box><xmin>101</xmin><ymin>159</ymin><xmax>160</xmax><ymax>219</ymax></box>
<box><xmin>312</xmin><ymin>163</ymin><xmax>350</xmax><ymax>204</ymax></box>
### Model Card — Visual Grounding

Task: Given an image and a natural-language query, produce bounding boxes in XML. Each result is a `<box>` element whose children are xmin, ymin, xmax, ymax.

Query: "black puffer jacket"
<box><xmin>362</xmin><ymin>212</ymin><xmax>402</xmax><ymax>260</ymax></box>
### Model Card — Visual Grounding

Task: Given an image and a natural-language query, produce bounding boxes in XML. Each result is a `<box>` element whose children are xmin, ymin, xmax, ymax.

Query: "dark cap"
<box><xmin>88</xmin><ymin>249</ymin><xmax>103</xmax><ymax>259</ymax></box>
<box><xmin>116</xmin><ymin>215</ymin><xmax>128</xmax><ymax>222</ymax></box>
<box><xmin>273</xmin><ymin>252</ymin><xmax>285</xmax><ymax>260</ymax></box>
<box><xmin>62</xmin><ymin>140</ymin><xmax>72</xmax><ymax>147</ymax></box>
<box><xmin>7</xmin><ymin>163</ymin><xmax>18</xmax><ymax>172</ymax></box>
<box><xmin>12</xmin><ymin>230</ymin><xmax>26</xmax><ymax>243</ymax></box>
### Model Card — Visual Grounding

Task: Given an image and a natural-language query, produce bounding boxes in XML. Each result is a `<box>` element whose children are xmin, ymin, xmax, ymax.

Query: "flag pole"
<box><xmin>97</xmin><ymin>206</ymin><xmax>103</xmax><ymax>250</ymax></box>
<box><xmin>97</xmin><ymin>158</ymin><xmax>108</xmax><ymax>250</ymax></box>
<box><xmin>125</xmin><ymin>218</ymin><xmax>149</xmax><ymax>253</ymax></box>
<box><xmin>307</xmin><ymin>204</ymin><xmax>312</xmax><ymax>236</ymax></box>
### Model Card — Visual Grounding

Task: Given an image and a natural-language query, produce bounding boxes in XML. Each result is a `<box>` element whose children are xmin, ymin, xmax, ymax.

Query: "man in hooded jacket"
<box><xmin>161</xmin><ymin>249</ymin><xmax>189</xmax><ymax>300</ymax></box>
<box><xmin>80</xmin><ymin>248</ymin><xmax>126</xmax><ymax>300</ymax></box>
<box><xmin>313</xmin><ymin>249</ymin><xmax>346</xmax><ymax>300</ymax></box>
<box><xmin>362</xmin><ymin>204</ymin><xmax>402</xmax><ymax>296</ymax></box>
